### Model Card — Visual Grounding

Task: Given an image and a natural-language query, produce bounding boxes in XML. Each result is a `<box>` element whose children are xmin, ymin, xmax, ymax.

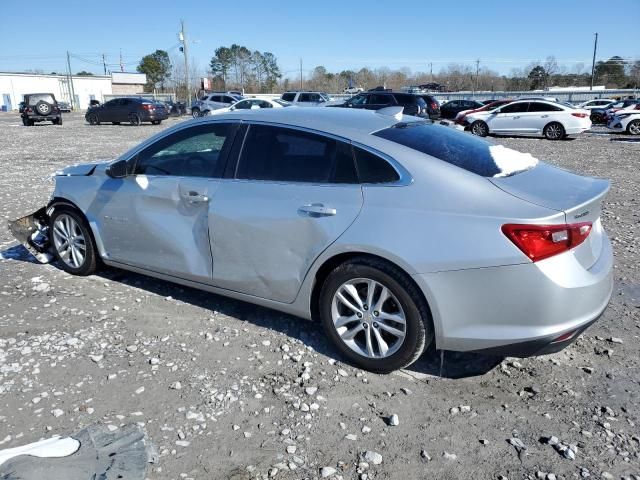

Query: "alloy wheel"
<box><xmin>331</xmin><ymin>278</ymin><xmax>406</xmax><ymax>359</ymax></box>
<box><xmin>545</xmin><ymin>123</ymin><xmax>563</xmax><ymax>140</ymax></box>
<box><xmin>628</xmin><ymin>121</ymin><xmax>640</xmax><ymax>135</ymax></box>
<box><xmin>52</xmin><ymin>213</ymin><xmax>87</xmax><ymax>269</ymax></box>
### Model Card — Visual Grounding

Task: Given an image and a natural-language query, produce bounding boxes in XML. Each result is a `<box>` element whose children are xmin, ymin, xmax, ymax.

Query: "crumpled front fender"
<box><xmin>7</xmin><ymin>207</ymin><xmax>54</xmax><ymax>263</ymax></box>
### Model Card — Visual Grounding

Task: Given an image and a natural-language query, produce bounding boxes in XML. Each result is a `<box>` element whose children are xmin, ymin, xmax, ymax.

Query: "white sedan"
<box><xmin>465</xmin><ymin>100</ymin><xmax>591</xmax><ymax>140</ymax></box>
<box><xmin>607</xmin><ymin>109</ymin><xmax>640</xmax><ymax>135</ymax></box>
<box><xmin>577</xmin><ymin>99</ymin><xmax>616</xmax><ymax>110</ymax></box>
<box><xmin>204</xmin><ymin>98</ymin><xmax>291</xmax><ymax>116</ymax></box>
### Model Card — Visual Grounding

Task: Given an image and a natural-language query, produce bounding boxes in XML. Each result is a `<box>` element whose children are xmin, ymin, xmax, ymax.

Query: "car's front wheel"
<box><xmin>626</xmin><ymin>119</ymin><xmax>640</xmax><ymax>135</ymax></box>
<box><xmin>470</xmin><ymin>120</ymin><xmax>489</xmax><ymax>137</ymax></box>
<box><xmin>319</xmin><ymin>258</ymin><xmax>433</xmax><ymax>373</ymax></box>
<box><xmin>543</xmin><ymin>122</ymin><xmax>565</xmax><ymax>140</ymax></box>
<box><xmin>191</xmin><ymin>107</ymin><xmax>201</xmax><ymax>118</ymax></box>
<box><xmin>50</xmin><ymin>208</ymin><xmax>98</xmax><ymax>276</ymax></box>
<box><xmin>87</xmin><ymin>114</ymin><xmax>100</xmax><ymax>125</ymax></box>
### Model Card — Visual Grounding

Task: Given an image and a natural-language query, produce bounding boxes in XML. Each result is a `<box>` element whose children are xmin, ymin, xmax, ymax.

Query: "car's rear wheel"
<box><xmin>319</xmin><ymin>258</ymin><xmax>433</xmax><ymax>373</ymax></box>
<box><xmin>22</xmin><ymin>117</ymin><xmax>29</xmax><ymax>126</ymax></box>
<box><xmin>53</xmin><ymin>117</ymin><xmax>62</xmax><ymax>125</ymax></box>
<box><xmin>151</xmin><ymin>120</ymin><xmax>161</xmax><ymax>125</ymax></box>
<box><xmin>470</xmin><ymin>120</ymin><xmax>488</xmax><ymax>137</ymax></box>
<box><xmin>129</xmin><ymin>113</ymin><xmax>141</xmax><ymax>126</ymax></box>
<box><xmin>50</xmin><ymin>207</ymin><xmax>98</xmax><ymax>276</ymax></box>
<box><xmin>87</xmin><ymin>114</ymin><xmax>99</xmax><ymax>125</ymax></box>
<box><xmin>544</xmin><ymin>122</ymin><xmax>565</xmax><ymax>140</ymax></box>
<box><xmin>191</xmin><ymin>107</ymin><xmax>200</xmax><ymax>118</ymax></box>
<box><xmin>112</xmin><ymin>122</ymin><xmax>120</xmax><ymax>125</ymax></box>
<box><xmin>626</xmin><ymin>119</ymin><xmax>640</xmax><ymax>135</ymax></box>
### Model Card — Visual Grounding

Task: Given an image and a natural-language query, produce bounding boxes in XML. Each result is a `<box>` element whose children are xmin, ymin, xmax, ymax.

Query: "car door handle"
<box><xmin>181</xmin><ymin>191</ymin><xmax>209</xmax><ymax>203</ymax></box>
<box><xmin>541</xmin><ymin>115</ymin><xmax>549</xmax><ymax>118</ymax></box>
<box><xmin>513</xmin><ymin>116</ymin><xmax>520</xmax><ymax>119</ymax></box>
<box><xmin>298</xmin><ymin>203</ymin><xmax>337</xmax><ymax>217</ymax></box>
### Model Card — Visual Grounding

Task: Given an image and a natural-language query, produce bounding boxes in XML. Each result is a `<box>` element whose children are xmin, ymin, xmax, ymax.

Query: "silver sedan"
<box><xmin>9</xmin><ymin>107</ymin><xmax>613</xmax><ymax>373</ymax></box>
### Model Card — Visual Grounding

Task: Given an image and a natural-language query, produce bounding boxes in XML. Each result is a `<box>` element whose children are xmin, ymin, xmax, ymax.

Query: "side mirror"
<box><xmin>106</xmin><ymin>159</ymin><xmax>128</xmax><ymax>178</ymax></box>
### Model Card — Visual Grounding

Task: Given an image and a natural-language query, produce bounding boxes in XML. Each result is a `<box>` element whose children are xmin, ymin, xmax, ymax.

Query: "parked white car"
<box><xmin>578</xmin><ymin>99</ymin><xmax>616</xmax><ymax>110</ymax></box>
<box><xmin>280</xmin><ymin>91</ymin><xmax>331</xmax><ymax>107</ymax></box>
<box><xmin>465</xmin><ymin>100</ymin><xmax>591</xmax><ymax>140</ymax></box>
<box><xmin>607</xmin><ymin>109</ymin><xmax>640</xmax><ymax>135</ymax></box>
<box><xmin>205</xmin><ymin>98</ymin><xmax>291</xmax><ymax>116</ymax></box>
<box><xmin>343</xmin><ymin>86</ymin><xmax>364</xmax><ymax>94</ymax></box>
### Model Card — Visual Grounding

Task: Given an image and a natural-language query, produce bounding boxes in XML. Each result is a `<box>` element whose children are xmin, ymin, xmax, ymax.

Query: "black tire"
<box><xmin>112</xmin><ymin>122</ymin><xmax>120</xmax><ymax>125</ymax></box>
<box><xmin>129</xmin><ymin>113</ymin><xmax>141</xmax><ymax>126</ymax></box>
<box><xmin>590</xmin><ymin>112</ymin><xmax>602</xmax><ymax>124</ymax></box>
<box><xmin>191</xmin><ymin>107</ymin><xmax>200</xmax><ymax>118</ymax></box>
<box><xmin>34</xmin><ymin>100</ymin><xmax>52</xmax><ymax>116</ymax></box>
<box><xmin>319</xmin><ymin>257</ymin><xmax>433</xmax><ymax>373</ymax></box>
<box><xmin>626</xmin><ymin>119</ymin><xmax>640</xmax><ymax>135</ymax></box>
<box><xmin>53</xmin><ymin>117</ymin><xmax>62</xmax><ymax>125</ymax></box>
<box><xmin>470</xmin><ymin>120</ymin><xmax>488</xmax><ymax>137</ymax></box>
<box><xmin>49</xmin><ymin>206</ymin><xmax>98</xmax><ymax>276</ymax></box>
<box><xmin>151</xmin><ymin>120</ymin><xmax>161</xmax><ymax>125</ymax></box>
<box><xmin>87</xmin><ymin>114</ymin><xmax>100</xmax><ymax>125</ymax></box>
<box><xmin>22</xmin><ymin>117</ymin><xmax>29</xmax><ymax>126</ymax></box>
<box><xmin>543</xmin><ymin>122</ymin><xmax>565</xmax><ymax>140</ymax></box>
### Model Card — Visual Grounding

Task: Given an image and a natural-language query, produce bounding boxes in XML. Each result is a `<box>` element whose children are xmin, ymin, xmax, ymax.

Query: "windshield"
<box><xmin>373</xmin><ymin>122</ymin><xmax>538</xmax><ymax>177</ymax></box>
<box><xmin>273</xmin><ymin>99</ymin><xmax>292</xmax><ymax>107</ymax></box>
<box><xmin>320</xmin><ymin>93</ymin><xmax>330</xmax><ymax>101</ymax></box>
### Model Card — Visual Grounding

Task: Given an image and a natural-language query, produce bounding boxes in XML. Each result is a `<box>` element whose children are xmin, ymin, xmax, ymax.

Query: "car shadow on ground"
<box><xmin>2</xmin><ymin>243</ymin><xmax>503</xmax><ymax>379</ymax></box>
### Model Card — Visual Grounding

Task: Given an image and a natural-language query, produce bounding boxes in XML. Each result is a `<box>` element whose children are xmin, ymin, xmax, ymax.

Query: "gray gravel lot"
<box><xmin>0</xmin><ymin>112</ymin><xmax>639</xmax><ymax>480</ymax></box>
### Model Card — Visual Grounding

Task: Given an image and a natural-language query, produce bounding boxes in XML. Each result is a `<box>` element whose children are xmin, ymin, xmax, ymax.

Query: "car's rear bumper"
<box><xmin>140</xmin><ymin>112</ymin><xmax>169</xmax><ymax>121</ymax></box>
<box><xmin>23</xmin><ymin>115</ymin><xmax>60</xmax><ymax>121</ymax></box>
<box><xmin>413</xmin><ymin>232</ymin><xmax>614</xmax><ymax>356</ymax></box>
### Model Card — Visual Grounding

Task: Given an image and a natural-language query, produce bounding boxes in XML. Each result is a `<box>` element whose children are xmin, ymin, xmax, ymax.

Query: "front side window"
<box><xmin>298</xmin><ymin>93</ymin><xmax>312</xmax><ymax>102</ymax></box>
<box><xmin>134</xmin><ymin>123</ymin><xmax>234</xmax><ymax>177</ymax></box>
<box><xmin>236</xmin><ymin>125</ymin><xmax>357</xmax><ymax>183</ymax></box>
<box><xmin>234</xmin><ymin>100</ymin><xmax>252</xmax><ymax>109</ymax></box>
<box><xmin>369</xmin><ymin>94</ymin><xmax>392</xmax><ymax>105</ymax></box>
<box><xmin>348</xmin><ymin>94</ymin><xmax>368</xmax><ymax>106</ymax></box>
<box><xmin>528</xmin><ymin>102</ymin><xmax>562</xmax><ymax>112</ymax></box>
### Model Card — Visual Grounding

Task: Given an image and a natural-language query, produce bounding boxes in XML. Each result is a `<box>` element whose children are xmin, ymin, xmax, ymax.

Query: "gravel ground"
<box><xmin>0</xmin><ymin>112</ymin><xmax>639</xmax><ymax>480</ymax></box>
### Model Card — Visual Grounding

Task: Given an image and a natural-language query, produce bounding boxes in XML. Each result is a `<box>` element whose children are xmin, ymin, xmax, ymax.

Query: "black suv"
<box><xmin>334</xmin><ymin>91</ymin><xmax>432</xmax><ymax>118</ymax></box>
<box><xmin>21</xmin><ymin>93</ymin><xmax>62</xmax><ymax>126</ymax></box>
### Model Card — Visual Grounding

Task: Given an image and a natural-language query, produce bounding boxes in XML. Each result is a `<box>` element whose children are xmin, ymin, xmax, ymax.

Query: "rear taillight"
<box><xmin>571</xmin><ymin>113</ymin><xmax>588</xmax><ymax>118</ymax></box>
<box><xmin>26</xmin><ymin>107</ymin><xmax>32</xmax><ymax>113</ymax></box>
<box><xmin>502</xmin><ymin>222</ymin><xmax>592</xmax><ymax>262</ymax></box>
<box><xmin>142</xmin><ymin>104</ymin><xmax>154</xmax><ymax>111</ymax></box>
<box><xmin>430</xmin><ymin>102</ymin><xmax>438</xmax><ymax>110</ymax></box>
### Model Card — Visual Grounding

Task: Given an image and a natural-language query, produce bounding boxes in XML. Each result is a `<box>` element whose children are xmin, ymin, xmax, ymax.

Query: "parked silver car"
<box><xmin>9</xmin><ymin>107</ymin><xmax>613</xmax><ymax>373</ymax></box>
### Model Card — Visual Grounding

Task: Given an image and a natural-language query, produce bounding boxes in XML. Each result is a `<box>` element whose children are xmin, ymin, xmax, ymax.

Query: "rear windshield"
<box><xmin>373</xmin><ymin>122</ymin><xmax>538</xmax><ymax>177</ymax></box>
<box><xmin>27</xmin><ymin>94</ymin><xmax>55</xmax><ymax>105</ymax></box>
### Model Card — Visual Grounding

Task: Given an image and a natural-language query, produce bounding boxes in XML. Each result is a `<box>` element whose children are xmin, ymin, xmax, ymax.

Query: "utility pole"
<box><xmin>429</xmin><ymin>62</ymin><xmax>433</xmax><ymax>82</ymax></box>
<box><xmin>102</xmin><ymin>54</ymin><xmax>107</xmax><ymax>75</ymax></box>
<box><xmin>590</xmin><ymin>32</ymin><xmax>598</xmax><ymax>91</ymax></box>
<box><xmin>299</xmin><ymin>58</ymin><xmax>303</xmax><ymax>90</ymax></box>
<box><xmin>66</xmin><ymin>51</ymin><xmax>76</xmax><ymax>110</ymax></box>
<box><xmin>474</xmin><ymin>59</ymin><xmax>480</xmax><ymax>93</ymax></box>
<box><xmin>180</xmin><ymin>20</ymin><xmax>190</xmax><ymax>103</ymax></box>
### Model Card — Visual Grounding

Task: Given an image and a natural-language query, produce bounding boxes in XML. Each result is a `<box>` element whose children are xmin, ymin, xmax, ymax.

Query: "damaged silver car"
<box><xmin>9</xmin><ymin>107</ymin><xmax>614</xmax><ymax>373</ymax></box>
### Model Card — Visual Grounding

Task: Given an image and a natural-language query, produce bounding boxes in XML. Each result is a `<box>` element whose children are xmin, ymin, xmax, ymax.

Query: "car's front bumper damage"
<box><xmin>7</xmin><ymin>207</ymin><xmax>54</xmax><ymax>263</ymax></box>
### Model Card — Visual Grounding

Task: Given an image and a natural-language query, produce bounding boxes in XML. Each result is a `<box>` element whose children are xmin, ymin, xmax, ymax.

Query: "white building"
<box><xmin>0</xmin><ymin>72</ymin><xmax>147</xmax><ymax>110</ymax></box>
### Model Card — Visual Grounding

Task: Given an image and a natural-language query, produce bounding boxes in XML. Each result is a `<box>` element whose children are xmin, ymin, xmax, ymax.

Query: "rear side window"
<box><xmin>528</xmin><ymin>102</ymin><xmax>563</xmax><ymax>112</ymax></box>
<box><xmin>236</xmin><ymin>125</ymin><xmax>357</xmax><ymax>183</ymax></box>
<box><xmin>373</xmin><ymin>122</ymin><xmax>537</xmax><ymax>177</ymax></box>
<box><xmin>500</xmin><ymin>102</ymin><xmax>529</xmax><ymax>113</ymax></box>
<box><xmin>354</xmin><ymin>147</ymin><xmax>400</xmax><ymax>183</ymax></box>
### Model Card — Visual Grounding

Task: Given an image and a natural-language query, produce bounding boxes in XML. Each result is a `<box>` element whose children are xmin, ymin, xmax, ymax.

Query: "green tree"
<box><xmin>137</xmin><ymin>50</ymin><xmax>172</xmax><ymax>91</ymax></box>
<box><xmin>210</xmin><ymin>46</ymin><xmax>233</xmax><ymax>87</ymax></box>
<box><xmin>594</xmin><ymin>56</ymin><xmax>627</xmax><ymax>87</ymax></box>
<box><xmin>261</xmin><ymin>52</ymin><xmax>281</xmax><ymax>92</ymax></box>
<box><xmin>76</xmin><ymin>71</ymin><xmax>94</xmax><ymax>76</ymax></box>
<box><xmin>528</xmin><ymin>65</ymin><xmax>547</xmax><ymax>90</ymax></box>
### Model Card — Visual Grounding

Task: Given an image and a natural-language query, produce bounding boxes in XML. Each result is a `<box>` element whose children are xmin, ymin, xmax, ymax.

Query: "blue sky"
<box><xmin>1</xmin><ymin>0</ymin><xmax>638</xmax><ymax>78</ymax></box>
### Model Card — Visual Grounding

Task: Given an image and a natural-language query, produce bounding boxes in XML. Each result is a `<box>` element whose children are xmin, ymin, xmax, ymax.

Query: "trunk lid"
<box><xmin>490</xmin><ymin>162</ymin><xmax>610</xmax><ymax>269</ymax></box>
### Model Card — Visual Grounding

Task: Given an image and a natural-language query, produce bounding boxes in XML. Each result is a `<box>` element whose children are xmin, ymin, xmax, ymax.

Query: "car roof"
<box><xmin>196</xmin><ymin>107</ymin><xmax>422</xmax><ymax>140</ymax></box>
